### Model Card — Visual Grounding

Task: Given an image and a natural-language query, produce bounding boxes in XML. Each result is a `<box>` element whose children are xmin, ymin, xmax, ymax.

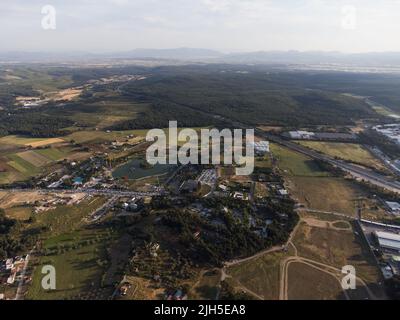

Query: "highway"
<box><xmin>227</xmin><ymin>118</ymin><xmax>400</xmax><ymax>194</ymax></box>
<box><xmin>258</xmin><ymin>130</ymin><xmax>400</xmax><ymax>194</ymax></box>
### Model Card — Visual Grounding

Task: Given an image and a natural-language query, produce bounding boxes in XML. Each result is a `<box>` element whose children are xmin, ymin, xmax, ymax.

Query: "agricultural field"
<box><xmin>0</xmin><ymin>135</ymin><xmax>50</xmax><ymax>146</ymax></box>
<box><xmin>0</xmin><ymin>132</ymin><xmax>87</xmax><ymax>184</ymax></box>
<box><xmin>33</xmin><ymin>196</ymin><xmax>107</xmax><ymax>236</ymax></box>
<box><xmin>26</xmin><ymin>227</ymin><xmax>118</xmax><ymax>300</ymax></box>
<box><xmin>25</xmin><ymin>196</ymin><xmax>120</xmax><ymax>300</ymax></box>
<box><xmin>270</xmin><ymin>143</ymin><xmax>329</xmax><ymax>177</ymax></box>
<box><xmin>297</xmin><ymin>141</ymin><xmax>386</xmax><ymax>170</ymax></box>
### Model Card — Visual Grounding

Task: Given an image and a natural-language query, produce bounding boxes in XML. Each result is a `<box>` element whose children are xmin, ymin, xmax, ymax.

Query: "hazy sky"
<box><xmin>1</xmin><ymin>0</ymin><xmax>400</xmax><ymax>53</ymax></box>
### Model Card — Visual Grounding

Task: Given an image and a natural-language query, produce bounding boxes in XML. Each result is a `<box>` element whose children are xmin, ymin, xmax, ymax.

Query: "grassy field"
<box><xmin>287</xmin><ymin>262</ymin><xmax>345</xmax><ymax>300</ymax></box>
<box><xmin>270</xmin><ymin>143</ymin><xmax>329</xmax><ymax>177</ymax></box>
<box><xmin>0</xmin><ymin>144</ymin><xmax>76</xmax><ymax>184</ymax></box>
<box><xmin>63</xmin><ymin>127</ymin><xmax>206</xmax><ymax>145</ymax></box>
<box><xmin>292</xmin><ymin>217</ymin><xmax>384</xmax><ymax>297</ymax></box>
<box><xmin>35</xmin><ymin>147</ymin><xmax>70</xmax><ymax>161</ymax></box>
<box><xmin>287</xmin><ymin>176</ymin><xmax>387</xmax><ymax>219</ymax></box>
<box><xmin>298</xmin><ymin>141</ymin><xmax>385</xmax><ymax>170</ymax></box>
<box><xmin>0</xmin><ymin>167</ymin><xmax>24</xmax><ymax>184</ymax></box>
<box><xmin>7</xmin><ymin>153</ymin><xmax>40</xmax><ymax>176</ymax></box>
<box><xmin>222</xmin><ymin>210</ymin><xmax>385</xmax><ymax>300</ymax></box>
<box><xmin>0</xmin><ymin>135</ymin><xmax>64</xmax><ymax>147</ymax></box>
<box><xmin>26</xmin><ymin>227</ymin><xmax>117</xmax><ymax>300</ymax></box>
<box><xmin>226</xmin><ymin>251</ymin><xmax>286</xmax><ymax>300</ymax></box>
<box><xmin>0</xmin><ymin>136</ymin><xmax>71</xmax><ymax>184</ymax></box>
<box><xmin>254</xmin><ymin>154</ymin><xmax>272</xmax><ymax>169</ymax></box>
<box><xmin>34</xmin><ymin>196</ymin><xmax>107</xmax><ymax>236</ymax></box>
<box><xmin>64</xmin><ymin>130</ymin><xmax>146</xmax><ymax>144</ymax></box>
<box><xmin>26</xmin><ymin>196</ymin><xmax>120</xmax><ymax>300</ymax></box>
<box><xmin>4</xmin><ymin>205</ymin><xmax>32</xmax><ymax>220</ymax></box>
<box><xmin>66</xmin><ymin>101</ymin><xmax>149</xmax><ymax>129</ymax></box>
<box><xmin>16</xmin><ymin>150</ymin><xmax>52</xmax><ymax>167</ymax></box>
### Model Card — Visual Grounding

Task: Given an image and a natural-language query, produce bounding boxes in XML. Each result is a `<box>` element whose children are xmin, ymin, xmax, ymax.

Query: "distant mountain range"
<box><xmin>1</xmin><ymin>48</ymin><xmax>400</xmax><ymax>67</ymax></box>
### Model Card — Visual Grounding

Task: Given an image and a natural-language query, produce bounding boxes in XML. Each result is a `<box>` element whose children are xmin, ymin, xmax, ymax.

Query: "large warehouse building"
<box><xmin>375</xmin><ymin>231</ymin><xmax>400</xmax><ymax>252</ymax></box>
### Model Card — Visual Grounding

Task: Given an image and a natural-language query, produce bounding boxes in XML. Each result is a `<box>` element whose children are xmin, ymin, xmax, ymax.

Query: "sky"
<box><xmin>1</xmin><ymin>0</ymin><xmax>400</xmax><ymax>53</ymax></box>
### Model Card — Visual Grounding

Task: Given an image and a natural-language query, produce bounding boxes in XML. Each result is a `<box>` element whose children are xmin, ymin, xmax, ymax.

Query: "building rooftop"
<box><xmin>376</xmin><ymin>231</ymin><xmax>400</xmax><ymax>242</ymax></box>
<box><xmin>375</xmin><ymin>231</ymin><xmax>400</xmax><ymax>251</ymax></box>
<box><xmin>386</xmin><ymin>201</ymin><xmax>400</xmax><ymax>212</ymax></box>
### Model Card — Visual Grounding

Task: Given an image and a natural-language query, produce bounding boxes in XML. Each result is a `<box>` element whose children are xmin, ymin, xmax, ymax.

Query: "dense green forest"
<box><xmin>2</xmin><ymin>64</ymin><xmax>400</xmax><ymax>137</ymax></box>
<box><xmin>0</xmin><ymin>111</ymin><xmax>73</xmax><ymax>137</ymax></box>
<box><xmin>115</xmin><ymin>69</ymin><xmax>379</xmax><ymax>128</ymax></box>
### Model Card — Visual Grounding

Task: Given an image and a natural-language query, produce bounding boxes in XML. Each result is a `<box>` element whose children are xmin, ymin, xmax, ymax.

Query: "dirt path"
<box><xmin>281</xmin><ymin>257</ymin><xmax>350</xmax><ymax>300</ymax></box>
<box><xmin>218</xmin><ymin>208</ymin><xmax>376</xmax><ymax>301</ymax></box>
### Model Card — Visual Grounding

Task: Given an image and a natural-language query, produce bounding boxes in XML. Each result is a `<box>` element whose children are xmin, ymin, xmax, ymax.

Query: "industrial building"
<box><xmin>374</xmin><ymin>231</ymin><xmax>400</xmax><ymax>252</ymax></box>
<box><xmin>288</xmin><ymin>131</ymin><xmax>315</xmax><ymax>140</ymax></box>
<box><xmin>286</xmin><ymin>131</ymin><xmax>356</xmax><ymax>141</ymax></box>
<box><xmin>385</xmin><ymin>201</ymin><xmax>400</xmax><ymax>215</ymax></box>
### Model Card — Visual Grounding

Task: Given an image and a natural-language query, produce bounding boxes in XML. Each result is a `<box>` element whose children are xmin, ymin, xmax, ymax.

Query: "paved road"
<box><xmin>0</xmin><ymin>187</ymin><xmax>164</xmax><ymax>198</ymax></box>
<box><xmin>252</xmin><ymin>128</ymin><xmax>400</xmax><ymax>194</ymax></box>
<box><xmin>206</xmin><ymin>114</ymin><xmax>400</xmax><ymax>193</ymax></box>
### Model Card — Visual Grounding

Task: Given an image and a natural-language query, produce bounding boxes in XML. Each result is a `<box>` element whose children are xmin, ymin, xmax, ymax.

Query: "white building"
<box><xmin>278</xmin><ymin>189</ymin><xmax>288</xmax><ymax>196</ymax></box>
<box><xmin>386</xmin><ymin>201</ymin><xmax>400</xmax><ymax>214</ymax></box>
<box><xmin>288</xmin><ymin>131</ymin><xmax>315</xmax><ymax>140</ymax></box>
<box><xmin>251</xmin><ymin>141</ymin><xmax>270</xmax><ymax>155</ymax></box>
<box><xmin>375</xmin><ymin>231</ymin><xmax>400</xmax><ymax>252</ymax></box>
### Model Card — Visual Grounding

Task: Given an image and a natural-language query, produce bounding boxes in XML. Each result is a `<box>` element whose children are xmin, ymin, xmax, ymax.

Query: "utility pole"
<box><xmin>354</xmin><ymin>197</ymin><xmax>365</xmax><ymax>221</ymax></box>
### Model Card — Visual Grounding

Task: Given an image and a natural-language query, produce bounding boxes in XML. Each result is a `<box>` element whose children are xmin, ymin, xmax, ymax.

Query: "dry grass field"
<box><xmin>270</xmin><ymin>143</ymin><xmax>329</xmax><ymax>177</ymax></box>
<box><xmin>298</xmin><ymin>141</ymin><xmax>385</xmax><ymax>170</ymax></box>
<box><xmin>226</xmin><ymin>251</ymin><xmax>287</xmax><ymax>300</ymax></box>
<box><xmin>26</xmin><ymin>138</ymin><xmax>65</xmax><ymax>148</ymax></box>
<box><xmin>287</xmin><ymin>176</ymin><xmax>386</xmax><ymax>219</ymax></box>
<box><xmin>292</xmin><ymin>217</ymin><xmax>384</xmax><ymax>298</ymax></box>
<box><xmin>287</xmin><ymin>262</ymin><xmax>345</xmax><ymax>300</ymax></box>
